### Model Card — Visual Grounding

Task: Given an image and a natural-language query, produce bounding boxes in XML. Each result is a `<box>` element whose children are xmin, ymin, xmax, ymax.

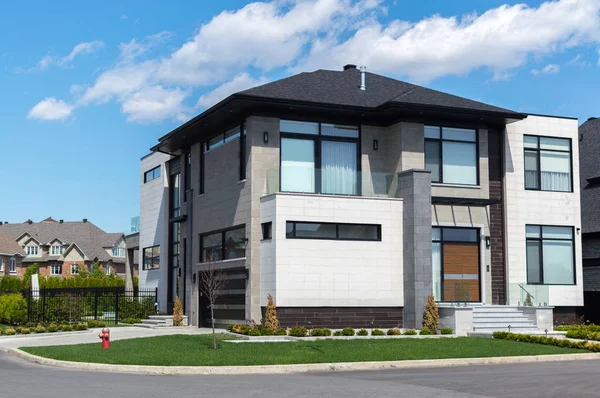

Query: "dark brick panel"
<box><xmin>267</xmin><ymin>307</ymin><xmax>404</xmax><ymax>329</ymax></box>
<box><xmin>553</xmin><ymin>306</ymin><xmax>583</xmax><ymax>325</ymax></box>
<box><xmin>489</xmin><ymin>178</ymin><xmax>506</xmax><ymax>305</ymax></box>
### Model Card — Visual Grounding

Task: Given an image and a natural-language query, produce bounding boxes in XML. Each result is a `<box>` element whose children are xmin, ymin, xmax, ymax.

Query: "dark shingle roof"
<box><xmin>0</xmin><ymin>221</ymin><xmax>124</xmax><ymax>262</ymax></box>
<box><xmin>0</xmin><ymin>235</ymin><xmax>26</xmax><ymax>256</ymax></box>
<box><xmin>580</xmin><ymin>118</ymin><xmax>600</xmax><ymax>233</ymax></box>
<box><xmin>240</xmin><ymin>68</ymin><xmax>520</xmax><ymax>116</ymax></box>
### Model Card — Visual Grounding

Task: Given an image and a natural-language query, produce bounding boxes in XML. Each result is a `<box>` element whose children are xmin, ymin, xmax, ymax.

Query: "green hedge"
<box><xmin>492</xmin><ymin>331</ymin><xmax>600</xmax><ymax>352</ymax></box>
<box><xmin>0</xmin><ymin>293</ymin><xmax>27</xmax><ymax>324</ymax></box>
<box><xmin>565</xmin><ymin>329</ymin><xmax>600</xmax><ymax>341</ymax></box>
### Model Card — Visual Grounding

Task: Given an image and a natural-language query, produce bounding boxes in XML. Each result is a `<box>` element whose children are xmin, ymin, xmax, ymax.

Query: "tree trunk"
<box><xmin>210</xmin><ymin>303</ymin><xmax>216</xmax><ymax>349</ymax></box>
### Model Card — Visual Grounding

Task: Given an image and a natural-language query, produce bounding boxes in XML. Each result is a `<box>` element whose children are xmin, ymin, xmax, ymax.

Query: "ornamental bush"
<box><xmin>173</xmin><ymin>296</ymin><xmax>183</xmax><ymax>327</ymax></box>
<box><xmin>5</xmin><ymin>328</ymin><xmax>16</xmax><ymax>336</ymax></box>
<box><xmin>357</xmin><ymin>328</ymin><xmax>369</xmax><ymax>336</ymax></box>
<box><xmin>289</xmin><ymin>327</ymin><xmax>308</xmax><ymax>337</ymax></box>
<box><xmin>387</xmin><ymin>328</ymin><xmax>401</xmax><ymax>336</ymax></box>
<box><xmin>61</xmin><ymin>324</ymin><xmax>73</xmax><ymax>332</ymax></box>
<box><xmin>419</xmin><ymin>328</ymin><xmax>433</xmax><ymax>335</ymax></box>
<box><xmin>20</xmin><ymin>328</ymin><xmax>30</xmax><ymax>335</ymax></box>
<box><xmin>403</xmin><ymin>329</ymin><xmax>417</xmax><ymax>335</ymax></box>
<box><xmin>0</xmin><ymin>293</ymin><xmax>27</xmax><ymax>325</ymax></box>
<box><xmin>372</xmin><ymin>329</ymin><xmax>385</xmax><ymax>336</ymax></box>
<box><xmin>264</xmin><ymin>294</ymin><xmax>280</xmax><ymax>332</ymax></box>
<box><xmin>47</xmin><ymin>323</ymin><xmax>59</xmax><ymax>332</ymax></box>
<box><xmin>34</xmin><ymin>325</ymin><xmax>46</xmax><ymax>333</ymax></box>
<box><xmin>440</xmin><ymin>328</ymin><xmax>453</xmax><ymax>335</ymax></box>
<box><xmin>310</xmin><ymin>328</ymin><xmax>332</xmax><ymax>337</ymax></box>
<box><xmin>333</xmin><ymin>330</ymin><xmax>343</xmax><ymax>336</ymax></box>
<box><xmin>422</xmin><ymin>293</ymin><xmax>439</xmax><ymax>334</ymax></box>
<box><xmin>341</xmin><ymin>327</ymin><xmax>355</xmax><ymax>336</ymax></box>
<box><xmin>274</xmin><ymin>328</ymin><xmax>287</xmax><ymax>336</ymax></box>
<box><xmin>493</xmin><ymin>331</ymin><xmax>600</xmax><ymax>353</ymax></box>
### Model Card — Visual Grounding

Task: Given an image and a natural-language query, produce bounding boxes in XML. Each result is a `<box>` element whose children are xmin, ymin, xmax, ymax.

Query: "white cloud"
<box><xmin>531</xmin><ymin>63</ymin><xmax>560</xmax><ymax>75</ymax></box>
<box><xmin>27</xmin><ymin>98</ymin><xmax>74</xmax><ymax>120</ymax></box>
<box><xmin>121</xmin><ymin>14</ymin><xmax>128</xmax><ymax>20</ymax></box>
<box><xmin>29</xmin><ymin>41</ymin><xmax>104</xmax><ymax>71</ymax></box>
<box><xmin>121</xmin><ymin>86</ymin><xmax>189</xmax><ymax>123</ymax></box>
<box><xmin>196</xmin><ymin>73</ymin><xmax>269</xmax><ymax>108</ymax></box>
<box><xmin>568</xmin><ymin>53</ymin><xmax>591</xmax><ymax>68</ymax></box>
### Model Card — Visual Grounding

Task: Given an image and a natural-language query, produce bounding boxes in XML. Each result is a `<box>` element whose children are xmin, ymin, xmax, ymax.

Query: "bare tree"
<box><xmin>198</xmin><ymin>265</ymin><xmax>227</xmax><ymax>349</ymax></box>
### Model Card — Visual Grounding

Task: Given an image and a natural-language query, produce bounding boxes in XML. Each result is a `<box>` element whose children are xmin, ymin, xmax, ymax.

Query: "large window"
<box><xmin>10</xmin><ymin>258</ymin><xmax>16</xmax><ymax>273</ymax></box>
<box><xmin>26</xmin><ymin>246</ymin><xmax>38</xmax><ymax>256</ymax></box>
<box><xmin>425</xmin><ymin>126</ymin><xmax>478</xmax><ymax>185</ymax></box>
<box><xmin>280</xmin><ymin>120</ymin><xmax>359</xmax><ymax>195</ymax></box>
<box><xmin>200</xmin><ymin>225</ymin><xmax>246</xmax><ymax>263</ymax></box>
<box><xmin>524</xmin><ymin>135</ymin><xmax>572</xmax><ymax>192</ymax></box>
<box><xmin>51</xmin><ymin>263</ymin><xmax>62</xmax><ymax>275</ymax></box>
<box><xmin>526</xmin><ymin>225</ymin><xmax>575</xmax><ymax>285</ymax></box>
<box><xmin>286</xmin><ymin>221</ymin><xmax>381</xmax><ymax>241</ymax></box>
<box><xmin>143</xmin><ymin>246</ymin><xmax>160</xmax><ymax>270</ymax></box>
<box><xmin>51</xmin><ymin>245</ymin><xmax>63</xmax><ymax>255</ymax></box>
<box><xmin>70</xmin><ymin>263</ymin><xmax>79</xmax><ymax>275</ymax></box>
<box><xmin>144</xmin><ymin>166</ymin><xmax>161</xmax><ymax>183</ymax></box>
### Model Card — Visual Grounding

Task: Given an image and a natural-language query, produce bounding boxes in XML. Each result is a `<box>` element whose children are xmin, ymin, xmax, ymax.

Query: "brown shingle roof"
<box><xmin>0</xmin><ymin>235</ymin><xmax>26</xmax><ymax>256</ymax></box>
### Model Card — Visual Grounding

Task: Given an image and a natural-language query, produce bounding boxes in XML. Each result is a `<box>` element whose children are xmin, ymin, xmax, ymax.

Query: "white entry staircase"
<box><xmin>472</xmin><ymin>306</ymin><xmax>537</xmax><ymax>333</ymax></box>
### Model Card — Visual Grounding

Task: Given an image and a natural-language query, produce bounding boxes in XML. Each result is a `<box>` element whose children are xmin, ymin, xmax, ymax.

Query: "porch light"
<box><xmin>263</xmin><ymin>131</ymin><xmax>269</xmax><ymax>143</ymax></box>
<box><xmin>485</xmin><ymin>236</ymin><xmax>491</xmax><ymax>249</ymax></box>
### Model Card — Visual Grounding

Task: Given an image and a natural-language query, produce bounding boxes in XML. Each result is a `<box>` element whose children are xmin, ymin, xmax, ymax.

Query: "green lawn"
<box><xmin>21</xmin><ymin>334</ymin><xmax>586</xmax><ymax>366</ymax></box>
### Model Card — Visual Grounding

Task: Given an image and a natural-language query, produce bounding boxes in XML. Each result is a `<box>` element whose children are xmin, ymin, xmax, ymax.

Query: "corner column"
<box><xmin>397</xmin><ymin>169</ymin><xmax>432</xmax><ymax>329</ymax></box>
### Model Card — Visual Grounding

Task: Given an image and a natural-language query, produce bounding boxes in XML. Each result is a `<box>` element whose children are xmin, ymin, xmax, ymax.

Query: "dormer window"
<box><xmin>51</xmin><ymin>245</ymin><xmax>63</xmax><ymax>255</ymax></box>
<box><xmin>112</xmin><ymin>247</ymin><xmax>125</xmax><ymax>257</ymax></box>
<box><xmin>26</xmin><ymin>246</ymin><xmax>38</xmax><ymax>256</ymax></box>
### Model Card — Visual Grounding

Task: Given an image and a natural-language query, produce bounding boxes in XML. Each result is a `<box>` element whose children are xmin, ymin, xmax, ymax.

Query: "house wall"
<box><xmin>504</xmin><ymin>115</ymin><xmax>583</xmax><ymax>308</ymax></box>
<box><xmin>139</xmin><ymin>151</ymin><xmax>171</xmax><ymax>312</ymax></box>
<box><xmin>260</xmin><ymin>193</ymin><xmax>404</xmax><ymax>327</ymax></box>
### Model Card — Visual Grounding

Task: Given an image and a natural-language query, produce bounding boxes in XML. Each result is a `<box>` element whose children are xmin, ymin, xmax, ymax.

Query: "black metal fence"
<box><xmin>24</xmin><ymin>287</ymin><xmax>157</xmax><ymax>325</ymax></box>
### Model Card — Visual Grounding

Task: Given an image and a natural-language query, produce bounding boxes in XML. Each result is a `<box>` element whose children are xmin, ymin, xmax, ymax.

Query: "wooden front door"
<box><xmin>443</xmin><ymin>243</ymin><xmax>480</xmax><ymax>302</ymax></box>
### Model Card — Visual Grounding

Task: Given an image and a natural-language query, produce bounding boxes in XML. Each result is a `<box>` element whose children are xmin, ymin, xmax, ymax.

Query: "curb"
<box><xmin>9</xmin><ymin>348</ymin><xmax>600</xmax><ymax>375</ymax></box>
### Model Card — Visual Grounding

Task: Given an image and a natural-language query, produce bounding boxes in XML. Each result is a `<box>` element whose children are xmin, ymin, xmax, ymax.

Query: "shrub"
<box><xmin>34</xmin><ymin>325</ymin><xmax>46</xmax><ymax>333</ymax></box>
<box><xmin>173</xmin><ymin>296</ymin><xmax>183</xmax><ymax>327</ymax></box>
<box><xmin>372</xmin><ymin>329</ymin><xmax>385</xmax><ymax>336</ymax></box>
<box><xmin>0</xmin><ymin>329</ymin><xmax>2</xmax><ymax>335</ymax></box>
<box><xmin>247</xmin><ymin>328</ymin><xmax>261</xmax><ymax>336</ymax></box>
<box><xmin>274</xmin><ymin>328</ymin><xmax>287</xmax><ymax>336</ymax></box>
<box><xmin>264</xmin><ymin>294</ymin><xmax>280</xmax><ymax>332</ymax></box>
<box><xmin>47</xmin><ymin>323</ymin><xmax>59</xmax><ymax>333</ymax></box>
<box><xmin>341</xmin><ymin>327</ymin><xmax>355</xmax><ymax>336</ymax></box>
<box><xmin>404</xmin><ymin>329</ymin><xmax>417</xmax><ymax>335</ymax></box>
<box><xmin>333</xmin><ymin>330</ymin><xmax>343</xmax><ymax>336</ymax></box>
<box><xmin>75</xmin><ymin>323</ymin><xmax>87</xmax><ymax>331</ymax></box>
<box><xmin>230</xmin><ymin>324</ymin><xmax>250</xmax><ymax>335</ymax></box>
<box><xmin>258</xmin><ymin>326</ymin><xmax>274</xmax><ymax>336</ymax></box>
<box><xmin>5</xmin><ymin>328</ymin><xmax>16</xmax><ymax>336</ymax></box>
<box><xmin>0</xmin><ymin>276</ymin><xmax>23</xmax><ymax>292</ymax></box>
<box><xmin>20</xmin><ymin>328</ymin><xmax>30</xmax><ymax>334</ymax></box>
<box><xmin>492</xmin><ymin>331</ymin><xmax>600</xmax><ymax>352</ymax></box>
<box><xmin>25</xmin><ymin>322</ymin><xmax>34</xmax><ymax>328</ymax></box>
<box><xmin>357</xmin><ymin>328</ymin><xmax>369</xmax><ymax>336</ymax></box>
<box><xmin>387</xmin><ymin>328</ymin><xmax>401</xmax><ymax>336</ymax></box>
<box><xmin>310</xmin><ymin>328</ymin><xmax>332</xmax><ymax>337</ymax></box>
<box><xmin>441</xmin><ymin>328</ymin><xmax>453</xmax><ymax>335</ymax></box>
<box><xmin>120</xmin><ymin>318</ymin><xmax>141</xmax><ymax>325</ymax></box>
<box><xmin>15</xmin><ymin>326</ymin><xmax>23</xmax><ymax>334</ymax></box>
<box><xmin>423</xmin><ymin>293</ymin><xmax>439</xmax><ymax>334</ymax></box>
<box><xmin>61</xmin><ymin>324</ymin><xmax>73</xmax><ymax>332</ymax></box>
<box><xmin>289</xmin><ymin>327</ymin><xmax>308</xmax><ymax>337</ymax></box>
<box><xmin>419</xmin><ymin>328</ymin><xmax>433</xmax><ymax>335</ymax></box>
<box><xmin>0</xmin><ymin>293</ymin><xmax>27</xmax><ymax>325</ymax></box>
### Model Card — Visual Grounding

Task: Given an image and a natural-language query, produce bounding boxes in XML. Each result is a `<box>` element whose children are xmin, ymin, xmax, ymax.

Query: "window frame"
<box><xmin>143</xmin><ymin>245</ymin><xmax>161</xmax><ymax>270</ymax></box>
<box><xmin>70</xmin><ymin>263</ymin><xmax>79</xmax><ymax>275</ymax></box>
<box><xmin>199</xmin><ymin>225</ymin><xmax>246</xmax><ymax>263</ymax></box>
<box><xmin>424</xmin><ymin>125</ymin><xmax>480</xmax><ymax>186</ymax></box>
<box><xmin>261</xmin><ymin>222</ymin><xmax>272</xmax><ymax>240</ymax></box>
<box><xmin>0</xmin><ymin>258</ymin><xmax>3</xmax><ymax>272</ymax></box>
<box><xmin>526</xmin><ymin>224</ymin><xmax>576</xmax><ymax>285</ymax></box>
<box><xmin>9</xmin><ymin>258</ymin><xmax>16</xmax><ymax>273</ymax></box>
<box><xmin>523</xmin><ymin>135</ymin><xmax>573</xmax><ymax>193</ymax></box>
<box><xmin>279</xmin><ymin>119</ymin><xmax>362</xmax><ymax>196</ymax></box>
<box><xmin>26</xmin><ymin>246</ymin><xmax>38</xmax><ymax>256</ymax></box>
<box><xmin>50</xmin><ymin>263</ymin><xmax>62</xmax><ymax>275</ymax></box>
<box><xmin>51</xmin><ymin>245</ymin><xmax>63</xmax><ymax>255</ymax></box>
<box><xmin>285</xmin><ymin>221</ymin><xmax>381</xmax><ymax>241</ymax></box>
<box><xmin>144</xmin><ymin>166</ymin><xmax>161</xmax><ymax>183</ymax></box>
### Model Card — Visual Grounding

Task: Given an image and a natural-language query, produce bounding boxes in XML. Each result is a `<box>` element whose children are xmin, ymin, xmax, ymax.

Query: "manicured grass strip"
<box><xmin>21</xmin><ymin>335</ymin><xmax>586</xmax><ymax>367</ymax></box>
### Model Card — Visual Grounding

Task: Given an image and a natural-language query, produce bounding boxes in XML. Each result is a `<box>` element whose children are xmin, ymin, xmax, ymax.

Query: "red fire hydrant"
<box><xmin>98</xmin><ymin>327</ymin><xmax>110</xmax><ymax>350</ymax></box>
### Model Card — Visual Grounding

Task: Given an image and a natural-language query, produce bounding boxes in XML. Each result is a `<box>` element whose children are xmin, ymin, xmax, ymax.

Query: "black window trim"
<box><xmin>261</xmin><ymin>222</ymin><xmax>272</xmax><ymax>241</ymax></box>
<box><xmin>279</xmin><ymin>119</ymin><xmax>362</xmax><ymax>196</ymax></box>
<box><xmin>143</xmin><ymin>245</ymin><xmax>160</xmax><ymax>271</ymax></box>
<box><xmin>144</xmin><ymin>166</ymin><xmax>161</xmax><ymax>183</ymax></box>
<box><xmin>199</xmin><ymin>224</ymin><xmax>246</xmax><ymax>263</ymax></box>
<box><xmin>526</xmin><ymin>224</ymin><xmax>576</xmax><ymax>286</ymax></box>
<box><xmin>285</xmin><ymin>221</ymin><xmax>381</xmax><ymax>241</ymax></box>
<box><xmin>425</xmin><ymin>125</ymin><xmax>480</xmax><ymax>186</ymax></box>
<box><xmin>523</xmin><ymin>134</ymin><xmax>573</xmax><ymax>193</ymax></box>
<box><xmin>199</xmin><ymin>141</ymin><xmax>205</xmax><ymax>195</ymax></box>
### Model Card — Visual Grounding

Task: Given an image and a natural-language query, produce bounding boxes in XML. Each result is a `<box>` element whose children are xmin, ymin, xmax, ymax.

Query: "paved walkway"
<box><xmin>0</xmin><ymin>326</ymin><xmax>219</xmax><ymax>350</ymax></box>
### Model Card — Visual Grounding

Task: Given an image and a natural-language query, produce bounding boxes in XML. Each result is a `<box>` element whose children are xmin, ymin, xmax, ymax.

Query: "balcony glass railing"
<box><xmin>265</xmin><ymin>167</ymin><xmax>398</xmax><ymax>198</ymax></box>
<box><xmin>507</xmin><ymin>283</ymin><xmax>550</xmax><ymax>306</ymax></box>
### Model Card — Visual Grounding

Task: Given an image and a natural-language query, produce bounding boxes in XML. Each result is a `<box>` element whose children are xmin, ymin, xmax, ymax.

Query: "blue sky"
<box><xmin>1</xmin><ymin>0</ymin><xmax>599</xmax><ymax>233</ymax></box>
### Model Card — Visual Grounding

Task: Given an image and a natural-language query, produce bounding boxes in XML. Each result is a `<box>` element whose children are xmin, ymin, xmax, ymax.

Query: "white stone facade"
<box><xmin>138</xmin><ymin>151</ymin><xmax>171</xmax><ymax>312</ymax></box>
<box><xmin>260</xmin><ymin>193</ymin><xmax>404</xmax><ymax>307</ymax></box>
<box><xmin>504</xmin><ymin>115</ymin><xmax>582</xmax><ymax>307</ymax></box>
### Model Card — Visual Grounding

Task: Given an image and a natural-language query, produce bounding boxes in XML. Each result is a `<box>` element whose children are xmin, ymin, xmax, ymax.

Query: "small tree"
<box><xmin>173</xmin><ymin>296</ymin><xmax>183</xmax><ymax>326</ymax></box>
<box><xmin>199</xmin><ymin>265</ymin><xmax>227</xmax><ymax>349</ymax></box>
<box><xmin>423</xmin><ymin>293</ymin><xmax>439</xmax><ymax>333</ymax></box>
<box><xmin>264</xmin><ymin>293</ymin><xmax>279</xmax><ymax>331</ymax></box>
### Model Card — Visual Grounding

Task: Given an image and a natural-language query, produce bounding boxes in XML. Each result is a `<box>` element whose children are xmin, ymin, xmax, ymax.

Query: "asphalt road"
<box><xmin>1</xmin><ymin>351</ymin><xmax>599</xmax><ymax>397</ymax></box>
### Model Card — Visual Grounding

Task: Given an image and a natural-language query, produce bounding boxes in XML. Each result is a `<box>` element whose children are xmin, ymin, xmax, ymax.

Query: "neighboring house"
<box><xmin>0</xmin><ymin>217</ymin><xmax>133</xmax><ymax>279</ymax></box>
<box><xmin>141</xmin><ymin>65</ymin><xmax>582</xmax><ymax>328</ymax></box>
<box><xmin>0</xmin><ymin>235</ymin><xmax>26</xmax><ymax>277</ymax></box>
<box><xmin>579</xmin><ymin>117</ymin><xmax>600</xmax><ymax>323</ymax></box>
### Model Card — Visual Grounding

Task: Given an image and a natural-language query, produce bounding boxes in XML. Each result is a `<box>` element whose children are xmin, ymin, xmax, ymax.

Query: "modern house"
<box><xmin>0</xmin><ymin>218</ymin><xmax>132</xmax><ymax>279</ymax></box>
<box><xmin>579</xmin><ymin>117</ymin><xmax>600</xmax><ymax>323</ymax></box>
<box><xmin>140</xmin><ymin>65</ymin><xmax>582</xmax><ymax>331</ymax></box>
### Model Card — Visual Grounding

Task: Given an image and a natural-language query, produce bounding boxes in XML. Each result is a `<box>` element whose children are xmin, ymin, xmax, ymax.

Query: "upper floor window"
<box><xmin>112</xmin><ymin>247</ymin><xmax>125</xmax><ymax>257</ymax></box>
<box><xmin>144</xmin><ymin>166</ymin><xmax>161</xmax><ymax>183</ymax></box>
<box><xmin>526</xmin><ymin>225</ymin><xmax>574</xmax><ymax>285</ymax></box>
<box><xmin>143</xmin><ymin>245</ymin><xmax>160</xmax><ymax>270</ymax></box>
<box><xmin>425</xmin><ymin>126</ymin><xmax>478</xmax><ymax>185</ymax></box>
<box><xmin>204</xmin><ymin>126</ymin><xmax>241</xmax><ymax>152</ymax></box>
<box><xmin>10</xmin><ymin>258</ymin><xmax>16</xmax><ymax>273</ymax></box>
<box><xmin>524</xmin><ymin>135</ymin><xmax>572</xmax><ymax>192</ymax></box>
<box><xmin>26</xmin><ymin>246</ymin><xmax>38</xmax><ymax>256</ymax></box>
<box><xmin>286</xmin><ymin>221</ymin><xmax>381</xmax><ymax>241</ymax></box>
<box><xmin>280</xmin><ymin>120</ymin><xmax>359</xmax><ymax>195</ymax></box>
<box><xmin>51</xmin><ymin>245</ymin><xmax>63</xmax><ymax>255</ymax></box>
<box><xmin>200</xmin><ymin>225</ymin><xmax>246</xmax><ymax>263</ymax></box>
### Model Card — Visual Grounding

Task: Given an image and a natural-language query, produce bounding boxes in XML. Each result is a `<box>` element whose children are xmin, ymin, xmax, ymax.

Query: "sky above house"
<box><xmin>1</xmin><ymin>0</ymin><xmax>599</xmax><ymax>234</ymax></box>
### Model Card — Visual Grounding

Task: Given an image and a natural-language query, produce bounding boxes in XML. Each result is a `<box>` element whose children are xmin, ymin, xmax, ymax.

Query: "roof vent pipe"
<box><xmin>59</xmin><ymin>219</ymin><xmax>64</xmax><ymax>224</ymax></box>
<box><xmin>359</xmin><ymin>66</ymin><xmax>366</xmax><ymax>91</ymax></box>
<box><xmin>83</xmin><ymin>218</ymin><xmax>88</xmax><ymax>223</ymax></box>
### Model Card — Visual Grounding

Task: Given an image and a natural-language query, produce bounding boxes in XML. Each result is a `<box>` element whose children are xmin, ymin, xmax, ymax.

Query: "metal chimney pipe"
<box><xmin>359</xmin><ymin>66</ymin><xmax>366</xmax><ymax>91</ymax></box>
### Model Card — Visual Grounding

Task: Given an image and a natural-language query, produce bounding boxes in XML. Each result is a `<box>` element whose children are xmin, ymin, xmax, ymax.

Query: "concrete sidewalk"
<box><xmin>0</xmin><ymin>326</ymin><xmax>220</xmax><ymax>351</ymax></box>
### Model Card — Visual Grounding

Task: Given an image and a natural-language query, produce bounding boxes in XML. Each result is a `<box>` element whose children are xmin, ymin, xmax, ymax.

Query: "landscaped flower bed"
<box><xmin>226</xmin><ymin>324</ymin><xmax>453</xmax><ymax>337</ymax></box>
<box><xmin>493</xmin><ymin>331</ymin><xmax>600</xmax><ymax>352</ymax></box>
<box><xmin>0</xmin><ymin>322</ymin><xmax>89</xmax><ymax>336</ymax></box>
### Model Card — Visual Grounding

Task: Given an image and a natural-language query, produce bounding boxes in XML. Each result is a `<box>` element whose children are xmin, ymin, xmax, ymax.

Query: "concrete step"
<box><xmin>473</xmin><ymin>307</ymin><xmax>521</xmax><ymax>313</ymax></box>
<box><xmin>141</xmin><ymin>319</ymin><xmax>167</xmax><ymax>325</ymax></box>
<box><xmin>474</xmin><ymin>323</ymin><xmax>536</xmax><ymax>329</ymax></box>
<box><xmin>473</xmin><ymin>312</ymin><xmax>531</xmax><ymax>318</ymax></box>
<box><xmin>474</xmin><ymin>326</ymin><xmax>539</xmax><ymax>332</ymax></box>
<box><xmin>133</xmin><ymin>323</ymin><xmax>156</xmax><ymax>329</ymax></box>
<box><xmin>473</xmin><ymin>317</ymin><xmax>534</xmax><ymax>323</ymax></box>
